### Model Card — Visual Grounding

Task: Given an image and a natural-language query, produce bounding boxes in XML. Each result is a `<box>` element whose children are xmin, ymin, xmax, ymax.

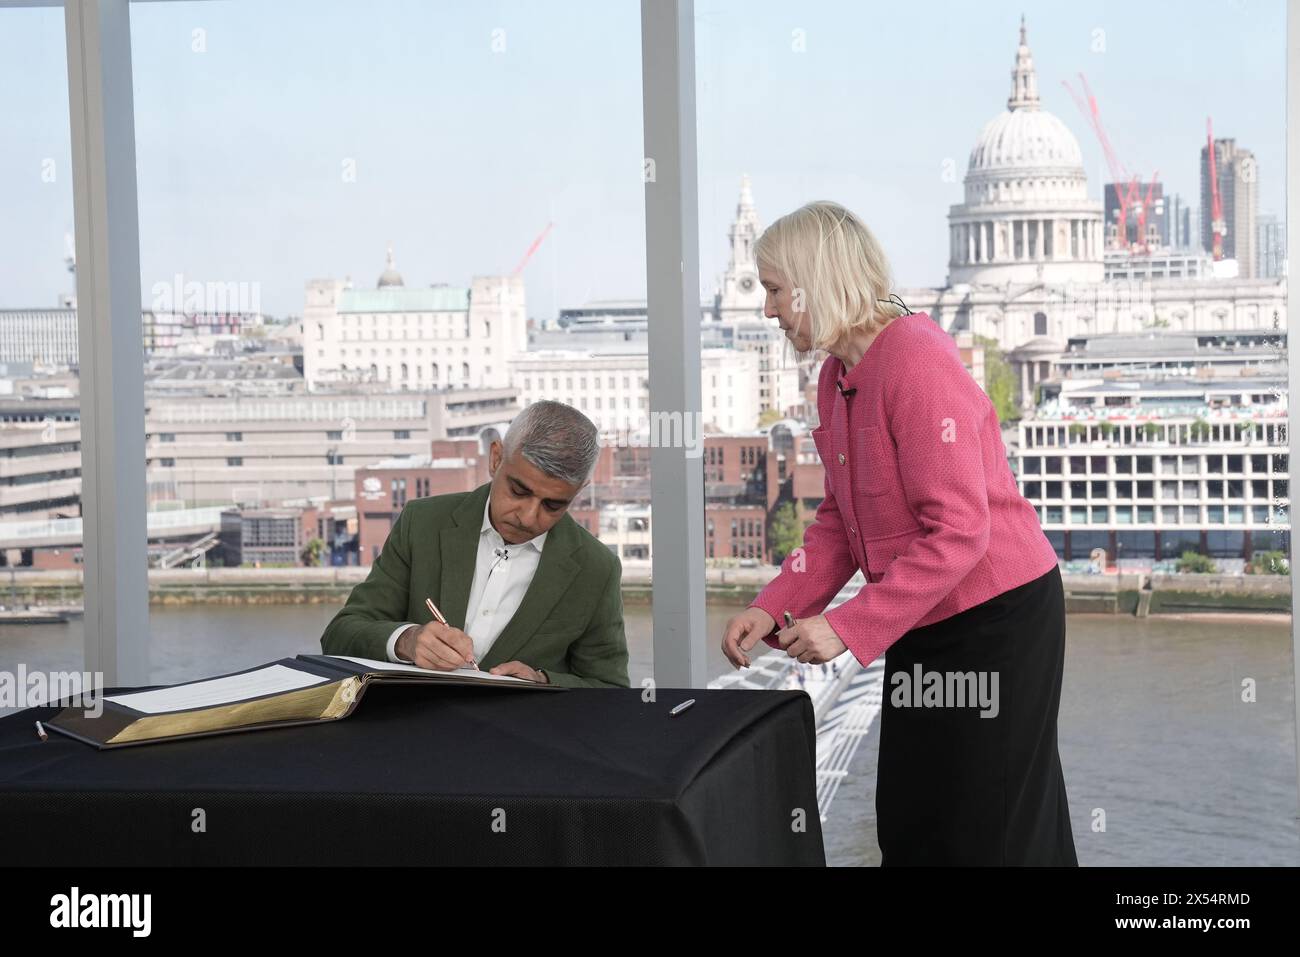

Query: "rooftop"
<box><xmin>1057</xmin><ymin>375</ymin><xmax>1286</xmax><ymax>396</ymax></box>
<box><xmin>338</xmin><ymin>287</ymin><xmax>470</xmax><ymax>314</ymax></box>
<box><xmin>365</xmin><ymin>455</ymin><xmax>471</xmax><ymax>470</ymax></box>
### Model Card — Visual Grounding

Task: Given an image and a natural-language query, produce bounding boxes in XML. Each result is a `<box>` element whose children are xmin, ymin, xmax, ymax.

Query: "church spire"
<box><xmin>717</xmin><ymin>174</ymin><xmax>764</xmax><ymax>317</ymax></box>
<box><xmin>1007</xmin><ymin>14</ymin><xmax>1040</xmax><ymax>111</ymax></box>
<box><xmin>738</xmin><ymin>173</ymin><xmax>754</xmax><ymax>215</ymax></box>
<box><xmin>726</xmin><ymin>173</ymin><xmax>760</xmax><ymax>273</ymax></box>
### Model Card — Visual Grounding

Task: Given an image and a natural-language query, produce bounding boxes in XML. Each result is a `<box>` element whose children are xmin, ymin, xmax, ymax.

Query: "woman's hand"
<box><xmin>777</xmin><ymin>614</ymin><xmax>847</xmax><ymax>664</ymax></box>
<box><xmin>721</xmin><ymin>607</ymin><xmax>777</xmax><ymax>668</ymax></box>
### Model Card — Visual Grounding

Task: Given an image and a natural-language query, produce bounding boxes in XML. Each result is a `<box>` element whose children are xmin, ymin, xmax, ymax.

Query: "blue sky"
<box><xmin>1</xmin><ymin>0</ymin><xmax>1287</xmax><ymax>319</ymax></box>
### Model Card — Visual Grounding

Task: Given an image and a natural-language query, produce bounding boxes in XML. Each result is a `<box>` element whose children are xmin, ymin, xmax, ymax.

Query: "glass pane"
<box><xmin>696</xmin><ymin>0</ymin><xmax>1291</xmax><ymax>866</ymax></box>
<box><xmin>129</xmin><ymin>0</ymin><xmax>654</xmax><ymax>683</ymax></box>
<box><xmin>0</xmin><ymin>4</ymin><xmax>87</xmax><ymax>715</ymax></box>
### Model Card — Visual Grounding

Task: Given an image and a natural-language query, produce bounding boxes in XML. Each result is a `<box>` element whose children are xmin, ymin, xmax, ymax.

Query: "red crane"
<box><xmin>1206</xmin><ymin>118</ymin><xmax>1225</xmax><ymax>261</ymax></box>
<box><xmin>1062</xmin><ymin>73</ymin><xmax>1156</xmax><ymax>254</ymax></box>
<box><xmin>1135</xmin><ymin>172</ymin><xmax>1160</xmax><ymax>254</ymax></box>
<box><xmin>510</xmin><ymin>221</ymin><xmax>554</xmax><ymax>277</ymax></box>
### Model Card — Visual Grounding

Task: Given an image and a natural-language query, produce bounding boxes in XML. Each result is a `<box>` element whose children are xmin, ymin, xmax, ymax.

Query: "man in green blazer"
<box><xmin>321</xmin><ymin>401</ymin><xmax>629</xmax><ymax>688</ymax></box>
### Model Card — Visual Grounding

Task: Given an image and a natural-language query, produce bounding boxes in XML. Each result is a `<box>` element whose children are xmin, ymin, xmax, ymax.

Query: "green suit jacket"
<box><xmin>320</xmin><ymin>482</ymin><xmax>629</xmax><ymax>688</ymax></box>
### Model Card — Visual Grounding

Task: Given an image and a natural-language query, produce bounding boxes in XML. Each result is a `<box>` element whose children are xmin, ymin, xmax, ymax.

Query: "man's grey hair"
<box><xmin>502</xmin><ymin>401</ymin><xmax>599</xmax><ymax>486</ymax></box>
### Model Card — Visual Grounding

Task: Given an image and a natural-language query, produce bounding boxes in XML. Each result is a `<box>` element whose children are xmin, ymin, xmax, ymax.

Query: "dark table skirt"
<box><xmin>0</xmin><ymin>684</ymin><xmax>825</xmax><ymax>866</ymax></box>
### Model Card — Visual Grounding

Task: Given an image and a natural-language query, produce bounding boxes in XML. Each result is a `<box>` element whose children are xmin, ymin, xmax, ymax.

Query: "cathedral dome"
<box><xmin>377</xmin><ymin>244</ymin><xmax>404</xmax><ymax>288</ymax></box>
<box><xmin>965</xmin><ymin>16</ymin><xmax>1085</xmax><ymax>180</ymax></box>
<box><xmin>969</xmin><ymin>109</ymin><xmax>1084</xmax><ymax>174</ymax></box>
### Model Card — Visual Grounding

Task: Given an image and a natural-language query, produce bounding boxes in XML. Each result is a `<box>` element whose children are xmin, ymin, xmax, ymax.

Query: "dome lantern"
<box><xmin>377</xmin><ymin>242</ymin><xmax>404</xmax><ymax>288</ymax></box>
<box><xmin>1007</xmin><ymin>14</ymin><xmax>1040</xmax><ymax>112</ymax></box>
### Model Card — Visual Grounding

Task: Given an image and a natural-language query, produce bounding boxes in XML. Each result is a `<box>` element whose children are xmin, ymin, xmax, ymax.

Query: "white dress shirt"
<box><xmin>386</xmin><ymin>494</ymin><xmax>548</xmax><ymax>664</ymax></box>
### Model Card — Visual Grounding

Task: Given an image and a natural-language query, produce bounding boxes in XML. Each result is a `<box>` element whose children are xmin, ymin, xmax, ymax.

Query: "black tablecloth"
<box><xmin>0</xmin><ymin>683</ymin><xmax>825</xmax><ymax>865</ymax></box>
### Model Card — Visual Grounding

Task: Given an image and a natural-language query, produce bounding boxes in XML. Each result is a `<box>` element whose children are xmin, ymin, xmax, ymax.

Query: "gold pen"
<box><xmin>425</xmin><ymin>597</ymin><xmax>479</xmax><ymax>670</ymax></box>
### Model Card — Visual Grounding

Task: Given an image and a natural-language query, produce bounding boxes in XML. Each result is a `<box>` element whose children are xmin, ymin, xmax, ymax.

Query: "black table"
<box><xmin>0</xmin><ymin>683</ymin><xmax>825</xmax><ymax>865</ymax></box>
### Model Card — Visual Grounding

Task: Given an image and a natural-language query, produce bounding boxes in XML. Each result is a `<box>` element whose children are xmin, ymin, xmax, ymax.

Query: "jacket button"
<box><xmin>837</xmin><ymin>452</ymin><xmax>846</xmax><ymax>465</ymax></box>
<box><xmin>850</xmin><ymin>526</ymin><xmax>857</xmax><ymax>535</ymax></box>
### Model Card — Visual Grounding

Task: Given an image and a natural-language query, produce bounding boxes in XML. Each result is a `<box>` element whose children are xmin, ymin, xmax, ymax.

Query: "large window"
<box><xmin>126</xmin><ymin>0</ymin><xmax>670</xmax><ymax>684</ymax></box>
<box><xmin>0</xmin><ymin>3</ymin><xmax>85</xmax><ymax>710</ymax></box>
<box><xmin>695</xmin><ymin>0</ymin><xmax>1294</xmax><ymax>866</ymax></box>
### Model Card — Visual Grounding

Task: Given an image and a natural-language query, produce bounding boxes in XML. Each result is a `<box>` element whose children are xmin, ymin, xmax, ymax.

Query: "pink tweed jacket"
<box><xmin>750</xmin><ymin>312</ymin><xmax>1060</xmax><ymax>666</ymax></box>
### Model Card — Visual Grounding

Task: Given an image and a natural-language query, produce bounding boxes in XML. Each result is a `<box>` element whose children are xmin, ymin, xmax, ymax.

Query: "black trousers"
<box><xmin>876</xmin><ymin>564</ymin><xmax>1078</xmax><ymax>866</ymax></box>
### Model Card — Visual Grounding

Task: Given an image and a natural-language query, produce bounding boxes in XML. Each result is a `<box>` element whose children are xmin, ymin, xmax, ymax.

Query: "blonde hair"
<box><xmin>754</xmin><ymin>200</ymin><xmax>907</xmax><ymax>353</ymax></box>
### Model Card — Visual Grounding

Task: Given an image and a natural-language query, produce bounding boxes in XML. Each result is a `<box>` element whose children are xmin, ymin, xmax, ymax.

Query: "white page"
<box><xmin>325</xmin><ymin>655</ymin><xmax>535</xmax><ymax>684</ymax></box>
<box><xmin>105</xmin><ymin>664</ymin><xmax>330</xmax><ymax>715</ymax></box>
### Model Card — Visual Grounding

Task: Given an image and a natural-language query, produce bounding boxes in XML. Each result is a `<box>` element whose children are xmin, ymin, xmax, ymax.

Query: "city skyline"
<box><xmin>2</xmin><ymin>0</ymin><xmax>1288</xmax><ymax>319</ymax></box>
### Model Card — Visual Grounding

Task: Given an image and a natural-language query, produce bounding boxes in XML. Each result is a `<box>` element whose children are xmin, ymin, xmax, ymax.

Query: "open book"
<box><xmin>44</xmin><ymin>654</ymin><xmax>562</xmax><ymax>750</ymax></box>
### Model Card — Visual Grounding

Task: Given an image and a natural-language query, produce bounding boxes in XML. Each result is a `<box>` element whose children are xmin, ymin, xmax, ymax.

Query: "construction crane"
<box><xmin>510</xmin><ymin>221</ymin><xmax>553</xmax><ymax>277</ymax></box>
<box><xmin>1062</xmin><ymin>73</ymin><xmax>1157</xmax><ymax>254</ymax></box>
<box><xmin>1207</xmin><ymin>117</ymin><xmax>1226</xmax><ymax>261</ymax></box>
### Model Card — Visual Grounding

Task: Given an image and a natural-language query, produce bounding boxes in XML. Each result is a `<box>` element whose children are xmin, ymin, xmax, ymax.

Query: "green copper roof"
<box><xmin>339</xmin><ymin>287</ymin><xmax>470</xmax><ymax>313</ymax></box>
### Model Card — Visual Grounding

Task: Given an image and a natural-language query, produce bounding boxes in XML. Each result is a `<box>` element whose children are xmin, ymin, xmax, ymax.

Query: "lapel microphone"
<box><xmin>835</xmin><ymin>297</ymin><xmax>910</xmax><ymax>400</ymax></box>
<box><xmin>487</xmin><ymin>545</ymin><xmax>511</xmax><ymax>581</ymax></box>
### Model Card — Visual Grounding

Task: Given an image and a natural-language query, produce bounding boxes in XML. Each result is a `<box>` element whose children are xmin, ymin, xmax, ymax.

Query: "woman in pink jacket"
<box><xmin>722</xmin><ymin>200</ymin><xmax>1077</xmax><ymax>866</ymax></box>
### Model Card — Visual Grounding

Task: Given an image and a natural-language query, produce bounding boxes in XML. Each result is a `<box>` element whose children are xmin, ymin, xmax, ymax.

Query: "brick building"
<box><xmin>355</xmin><ymin>438</ymin><xmax>491</xmax><ymax>561</ymax></box>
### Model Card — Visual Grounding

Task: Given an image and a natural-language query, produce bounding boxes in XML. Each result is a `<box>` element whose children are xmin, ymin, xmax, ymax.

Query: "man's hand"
<box><xmin>488</xmin><ymin>661</ymin><xmax>548</xmax><ymax>683</ymax></box>
<box><xmin>397</xmin><ymin>621</ymin><xmax>477</xmax><ymax>671</ymax></box>
<box><xmin>777</xmin><ymin>614</ymin><xmax>847</xmax><ymax>664</ymax></box>
<box><xmin>721</xmin><ymin>607</ymin><xmax>777</xmax><ymax>669</ymax></box>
